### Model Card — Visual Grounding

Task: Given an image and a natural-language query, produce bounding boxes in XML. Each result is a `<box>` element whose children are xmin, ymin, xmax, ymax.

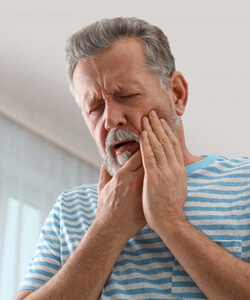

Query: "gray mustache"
<box><xmin>106</xmin><ymin>129</ymin><xmax>140</xmax><ymax>148</ymax></box>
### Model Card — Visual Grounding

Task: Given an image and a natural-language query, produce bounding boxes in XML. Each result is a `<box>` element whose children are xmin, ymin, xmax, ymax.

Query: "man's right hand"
<box><xmin>96</xmin><ymin>150</ymin><xmax>146</xmax><ymax>240</ymax></box>
<box><xmin>15</xmin><ymin>151</ymin><xmax>146</xmax><ymax>300</ymax></box>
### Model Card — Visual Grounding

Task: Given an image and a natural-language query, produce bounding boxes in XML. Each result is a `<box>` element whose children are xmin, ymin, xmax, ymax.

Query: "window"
<box><xmin>0</xmin><ymin>198</ymin><xmax>41</xmax><ymax>300</ymax></box>
<box><xmin>0</xmin><ymin>112</ymin><xmax>99</xmax><ymax>299</ymax></box>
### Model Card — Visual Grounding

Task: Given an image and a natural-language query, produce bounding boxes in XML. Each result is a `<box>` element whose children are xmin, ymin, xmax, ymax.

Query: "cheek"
<box><xmin>128</xmin><ymin>110</ymin><xmax>145</xmax><ymax>134</ymax></box>
<box><xmin>154</xmin><ymin>101</ymin><xmax>173</xmax><ymax>119</ymax></box>
<box><xmin>138</xmin><ymin>103</ymin><xmax>166</xmax><ymax>124</ymax></box>
<box><xmin>92</xmin><ymin>122</ymin><xmax>107</xmax><ymax>153</ymax></box>
<box><xmin>83</xmin><ymin>115</ymin><xmax>105</xmax><ymax>150</ymax></box>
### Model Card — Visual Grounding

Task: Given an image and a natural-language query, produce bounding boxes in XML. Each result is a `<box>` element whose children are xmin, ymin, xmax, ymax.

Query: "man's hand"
<box><xmin>15</xmin><ymin>152</ymin><xmax>146</xmax><ymax>300</ymax></box>
<box><xmin>140</xmin><ymin>110</ymin><xmax>187</xmax><ymax>236</ymax></box>
<box><xmin>96</xmin><ymin>150</ymin><xmax>146</xmax><ymax>240</ymax></box>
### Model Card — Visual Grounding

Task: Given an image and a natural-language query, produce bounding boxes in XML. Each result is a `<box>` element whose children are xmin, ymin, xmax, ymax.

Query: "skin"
<box><xmin>72</xmin><ymin>37</ymin><xmax>200</xmax><ymax>166</ymax></box>
<box><xmin>139</xmin><ymin>112</ymin><xmax>250</xmax><ymax>300</ymax></box>
<box><xmin>16</xmin><ymin>37</ymin><xmax>250</xmax><ymax>300</ymax></box>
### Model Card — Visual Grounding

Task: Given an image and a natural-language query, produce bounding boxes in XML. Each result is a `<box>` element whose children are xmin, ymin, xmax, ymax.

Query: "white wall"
<box><xmin>0</xmin><ymin>0</ymin><xmax>249</xmax><ymax>163</ymax></box>
<box><xmin>0</xmin><ymin>1</ymin><xmax>249</xmax><ymax>298</ymax></box>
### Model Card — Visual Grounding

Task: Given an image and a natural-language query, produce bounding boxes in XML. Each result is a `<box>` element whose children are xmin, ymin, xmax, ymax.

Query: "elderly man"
<box><xmin>16</xmin><ymin>17</ymin><xmax>250</xmax><ymax>300</ymax></box>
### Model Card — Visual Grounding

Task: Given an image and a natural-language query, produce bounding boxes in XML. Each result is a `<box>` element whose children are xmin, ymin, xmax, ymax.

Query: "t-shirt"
<box><xmin>19</xmin><ymin>154</ymin><xmax>250</xmax><ymax>299</ymax></box>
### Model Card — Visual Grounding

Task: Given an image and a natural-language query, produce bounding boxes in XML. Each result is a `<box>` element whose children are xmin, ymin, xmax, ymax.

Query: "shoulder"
<box><xmin>55</xmin><ymin>184</ymin><xmax>98</xmax><ymax>208</ymax></box>
<box><xmin>208</xmin><ymin>155</ymin><xmax>250</xmax><ymax>185</ymax></box>
<box><xmin>215</xmin><ymin>155</ymin><xmax>250</xmax><ymax>171</ymax></box>
<box><xmin>49</xmin><ymin>184</ymin><xmax>98</xmax><ymax>231</ymax></box>
<box><xmin>60</xmin><ymin>184</ymin><xmax>98</xmax><ymax>198</ymax></box>
<box><xmin>191</xmin><ymin>154</ymin><xmax>250</xmax><ymax>183</ymax></box>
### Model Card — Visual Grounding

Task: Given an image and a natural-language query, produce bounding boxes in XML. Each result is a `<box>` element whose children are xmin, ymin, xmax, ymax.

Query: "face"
<box><xmin>73</xmin><ymin>38</ymin><xmax>180</xmax><ymax>175</ymax></box>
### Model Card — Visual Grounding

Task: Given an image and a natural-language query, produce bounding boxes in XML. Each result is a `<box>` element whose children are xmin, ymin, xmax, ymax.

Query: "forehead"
<box><xmin>96</xmin><ymin>37</ymin><xmax>146</xmax><ymax>72</ymax></box>
<box><xmin>72</xmin><ymin>38</ymin><xmax>151</xmax><ymax>99</ymax></box>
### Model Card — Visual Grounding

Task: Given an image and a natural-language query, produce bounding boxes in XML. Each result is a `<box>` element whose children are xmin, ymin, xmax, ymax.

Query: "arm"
<box><xmin>16</xmin><ymin>221</ymin><xmax>130</xmax><ymax>300</ymax></box>
<box><xmin>159</xmin><ymin>217</ymin><xmax>250</xmax><ymax>300</ymax></box>
<box><xmin>15</xmin><ymin>151</ymin><xmax>145</xmax><ymax>300</ymax></box>
<box><xmin>140</xmin><ymin>110</ymin><xmax>250</xmax><ymax>300</ymax></box>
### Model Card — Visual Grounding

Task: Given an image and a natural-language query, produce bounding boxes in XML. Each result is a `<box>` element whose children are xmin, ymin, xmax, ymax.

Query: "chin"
<box><xmin>105</xmin><ymin>150</ymin><xmax>133</xmax><ymax>176</ymax></box>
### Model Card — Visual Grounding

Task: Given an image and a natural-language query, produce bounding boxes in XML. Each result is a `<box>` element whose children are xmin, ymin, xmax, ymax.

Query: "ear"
<box><xmin>168</xmin><ymin>72</ymin><xmax>188</xmax><ymax>116</ymax></box>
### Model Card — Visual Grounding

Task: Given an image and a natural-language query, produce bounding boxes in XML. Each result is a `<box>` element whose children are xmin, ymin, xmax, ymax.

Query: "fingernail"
<box><xmin>150</xmin><ymin>110</ymin><xmax>157</xmax><ymax>118</ymax></box>
<box><xmin>143</xmin><ymin>117</ymin><xmax>149</xmax><ymax>124</ymax></box>
<box><xmin>160</xmin><ymin>118</ymin><xmax>166</xmax><ymax>124</ymax></box>
<box><xmin>141</xmin><ymin>131</ymin><xmax>147</xmax><ymax>139</ymax></box>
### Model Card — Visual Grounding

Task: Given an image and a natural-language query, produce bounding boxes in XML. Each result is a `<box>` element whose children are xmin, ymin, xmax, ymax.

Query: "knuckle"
<box><xmin>172</xmin><ymin>139</ymin><xmax>180</xmax><ymax>148</ymax></box>
<box><xmin>152</xmin><ymin>143</ymin><xmax>163</xmax><ymax>151</ymax></box>
<box><xmin>151</xmin><ymin>122</ymin><xmax>160</xmax><ymax>130</ymax></box>
<box><xmin>160</xmin><ymin>136</ymin><xmax>169</xmax><ymax>145</ymax></box>
<box><xmin>146</xmin><ymin>152</ymin><xmax>155</xmax><ymax>161</ymax></box>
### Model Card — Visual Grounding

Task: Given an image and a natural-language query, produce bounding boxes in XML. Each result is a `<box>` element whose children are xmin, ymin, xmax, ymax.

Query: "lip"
<box><xmin>112</xmin><ymin>139</ymin><xmax>134</xmax><ymax>148</ymax></box>
<box><xmin>113</xmin><ymin>140</ymin><xmax>139</xmax><ymax>155</ymax></box>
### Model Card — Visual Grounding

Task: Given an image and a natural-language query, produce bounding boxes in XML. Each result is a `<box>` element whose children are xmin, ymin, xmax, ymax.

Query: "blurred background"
<box><xmin>0</xmin><ymin>0</ymin><xmax>250</xmax><ymax>299</ymax></box>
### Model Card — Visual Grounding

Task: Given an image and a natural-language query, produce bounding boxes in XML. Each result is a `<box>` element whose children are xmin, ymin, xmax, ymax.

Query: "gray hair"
<box><xmin>65</xmin><ymin>17</ymin><xmax>176</xmax><ymax>106</ymax></box>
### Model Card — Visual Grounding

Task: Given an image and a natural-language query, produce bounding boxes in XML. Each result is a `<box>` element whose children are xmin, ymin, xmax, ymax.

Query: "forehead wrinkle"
<box><xmin>92</xmin><ymin>41</ymin><xmax>147</xmax><ymax>95</ymax></box>
<box><xmin>78</xmin><ymin>81</ymin><xmax>101</xmax><ymax>110</ymax></box>
<box><xmin>76</xmin><ymin>58</ymin><xmax>104</xmax><ymax>109</ymax></box>
<box><xmin>102</xmin><ymin>79</ymin><xmax>144</xmax><ymax>96</ymax></box>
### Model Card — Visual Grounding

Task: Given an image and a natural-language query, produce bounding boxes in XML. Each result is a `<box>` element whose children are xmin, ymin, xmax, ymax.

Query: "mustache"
<box><xmin>105</xmin><ymin>129</ymin><xmax>140</xmax><ymax>149</ymax></box>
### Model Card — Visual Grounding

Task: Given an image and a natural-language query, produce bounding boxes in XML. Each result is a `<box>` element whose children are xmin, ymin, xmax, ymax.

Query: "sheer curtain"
<box><xmin>0</xmin><ymin>112</ymin><xmax>99</xmax><ymax>299</ymax></box>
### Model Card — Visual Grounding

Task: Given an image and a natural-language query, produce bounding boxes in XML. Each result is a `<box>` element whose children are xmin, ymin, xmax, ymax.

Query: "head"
<box><xmin>66</xmin><ymin>17</ymin><xmax>176</xmax><ymax>107</ymax></box>
<box><xmin>66</xmin><ymin>17</ymin><xmax>187</xmax><ymax>175</ymax></box>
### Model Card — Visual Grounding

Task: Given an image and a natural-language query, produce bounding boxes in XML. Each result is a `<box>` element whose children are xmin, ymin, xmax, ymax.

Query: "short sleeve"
<box><xmin>18</xmin><ymin>196</ymin><xmax>62</xmax><ymax>291</ymax></box>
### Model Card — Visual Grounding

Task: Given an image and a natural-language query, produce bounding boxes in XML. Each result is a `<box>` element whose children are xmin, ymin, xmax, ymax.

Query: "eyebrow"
<box><xmin>82</xmin><ymin>80</ymin><xmax>144</xmax><ymax>109</ymax></box>
<box><xmin>114</xmin><ymin>80</ymin><xmax>143</xmax><ymax>91</ymax></box>
<box><xmin>80</xmin><ymin>90</ymin><xmax>101</xmax><ymax>111</ymax></box>
<box><xmin>82</xmin><ymin>96</ymin><xmax>101</xmax><ymax>111</ymax></box>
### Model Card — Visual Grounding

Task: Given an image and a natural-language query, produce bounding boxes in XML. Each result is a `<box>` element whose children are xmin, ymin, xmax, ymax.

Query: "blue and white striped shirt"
<box><xmin>19</xmin><ymin>154</ymin><xmax>250</xmax><ymax>299</ymax></box>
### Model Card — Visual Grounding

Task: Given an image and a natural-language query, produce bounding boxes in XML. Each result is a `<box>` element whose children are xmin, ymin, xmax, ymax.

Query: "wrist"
<box><xmin>156</xmin><ymin>213</ymin><xmax>189</xmax><ymax>239</ymax></box>
<box><xmin>90</xmin><ymin>218</ymin><xmax>131</xmax><ymax>246</ymax></box>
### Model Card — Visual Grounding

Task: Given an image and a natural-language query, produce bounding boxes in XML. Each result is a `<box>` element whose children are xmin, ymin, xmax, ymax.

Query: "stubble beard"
<box><xmin>98</xmin><ymin>105</ymin><xmax>180</xmax><ymax>176</ymax></box>
<box><xmin>99</xmin><ymin>129</ymin><xmax>140</xmax><ymax>176</ymax></box>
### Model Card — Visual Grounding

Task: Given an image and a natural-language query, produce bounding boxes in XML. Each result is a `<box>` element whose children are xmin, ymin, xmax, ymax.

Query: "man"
<box><xmin>16</xmin><ymin>17</ymin><xmax>250</xmax><ymax>300</ymax></box>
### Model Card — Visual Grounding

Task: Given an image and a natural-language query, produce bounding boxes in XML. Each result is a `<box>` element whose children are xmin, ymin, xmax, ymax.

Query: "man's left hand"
<box><xmin>140</xmin><ymin>110</ymin><xmax>188</xmax><ymax>236</ymax></box>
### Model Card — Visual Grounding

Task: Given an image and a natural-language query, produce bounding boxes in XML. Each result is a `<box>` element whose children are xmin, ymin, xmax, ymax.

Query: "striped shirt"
<box><xmin>19</xmin><ymin>154</ymin><xmax>250</xmax><ymax>299</ymax></box>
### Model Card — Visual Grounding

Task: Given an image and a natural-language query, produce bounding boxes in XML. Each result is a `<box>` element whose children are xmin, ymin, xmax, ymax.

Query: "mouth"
<box><xmin>112</xmin><ymin>139</ymin><xmax>139</xmax><ymax>155</ymax></box>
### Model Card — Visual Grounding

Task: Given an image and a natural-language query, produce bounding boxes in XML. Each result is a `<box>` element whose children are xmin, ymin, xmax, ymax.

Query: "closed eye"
<box><xmin>88</xmin><ymin>102</ymin><xmax>105</xmax><ymax>115</ymax></box>
<box><xmin>119</xmin><ymin>93</ymin><xmax>140</xmax><ymax>99</ymax></box>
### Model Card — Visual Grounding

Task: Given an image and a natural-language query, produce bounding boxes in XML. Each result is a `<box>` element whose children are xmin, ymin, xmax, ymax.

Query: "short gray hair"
<box><xmin>65</xmin><ymin>17</ymin><xmax>176</xmax><ymax>105</ymax></box>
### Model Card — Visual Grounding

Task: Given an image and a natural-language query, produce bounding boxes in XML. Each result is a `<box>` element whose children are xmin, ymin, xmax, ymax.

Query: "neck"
<box><xmin>176</xmin><ymin>120</ymin><xmax>204</xmax><ymax>166</ymax></box>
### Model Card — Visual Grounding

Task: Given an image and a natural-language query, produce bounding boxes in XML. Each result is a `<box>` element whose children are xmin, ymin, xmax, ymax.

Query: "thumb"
<box><xmin>98</xmin><ymin>164</ymin><xmax>112</xmax><ymax>193</ymax></box>
<box><xmin>119</xmin><ymin>150</ymin><xmax>142</xmax><ymax>173</ymax></box>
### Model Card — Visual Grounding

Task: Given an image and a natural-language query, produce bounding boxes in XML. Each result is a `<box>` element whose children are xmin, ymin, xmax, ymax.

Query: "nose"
<box><xmin>104</xmin><ymin>99</ymin><xmax>127</xmax><ymax>131</ymax></box>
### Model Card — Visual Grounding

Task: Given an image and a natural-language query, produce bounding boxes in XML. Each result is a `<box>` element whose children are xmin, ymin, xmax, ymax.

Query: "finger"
<box><xmin>148</xmin><ymin>110</ymin><xmax>177</xmax><ymax>164</ymax></box>
<box><xmin>140</xmin><ymin>130</ymin><xmax>157</xmax><ymax>171</ymax></box>
<box><xmin>98</xmin><ymin>164</ymin><xmax>112</xmax><ymax>193</ymax></box>
<box><xmin>136</xmin><ymin>164</ymin><xmax>144</xmax><ymax>177</ymax></box>
<box><xmin>142</xmin><ymin>116</ymin><xmax>168</xmax><ymax>167</ymax></box>
<box><xmin>119</xmin><ymin>150</ymin><xmax>142</xmax><ymax>173</ymax></box>
<box><xmin>134</xmin><ymin>164</ymin><xmax>144</xmax><ymax>184</ymax></box>
<box><xmin>160</xmin><ymin>118</ymin><xmax>184</xmax><ymax>165</ymax></box>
